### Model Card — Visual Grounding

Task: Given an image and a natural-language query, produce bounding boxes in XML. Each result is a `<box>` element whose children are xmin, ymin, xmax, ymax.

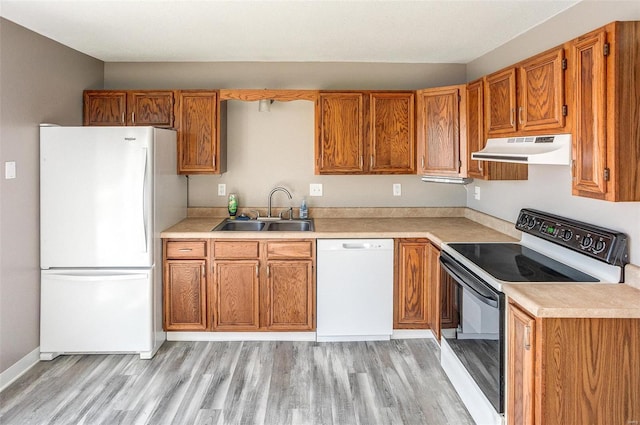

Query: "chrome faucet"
<box><xmin>267</xmin><ymin>186</ymin><xmax>292</xmax><ymax>218</ymax></box>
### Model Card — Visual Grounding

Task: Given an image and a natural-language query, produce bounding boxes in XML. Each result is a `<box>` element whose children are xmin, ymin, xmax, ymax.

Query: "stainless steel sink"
<box><xmin>212</xmin><ymin>220</ymin><xmax>266</xmax><ymax>231</ymax></box>
<box><xmin>212</xmin><ymin>219</ymin><xmax>313</xmax><ymax>232</ymax></box>
<box><xmin>265</xmin><ymin>220</ymin><xmax>314</xmax><ymax>232</ymax></box>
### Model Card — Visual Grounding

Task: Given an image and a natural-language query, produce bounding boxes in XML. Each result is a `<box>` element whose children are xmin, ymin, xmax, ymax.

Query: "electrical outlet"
<box><xmin>474</xmin><ymin>186</ymin><xmax>481</xmax><ymax>200</ymax></box>
<box><xmin>393</xmin><ymin>183</ymin><xmax>401</xmax><ymax>196</ymax></box>
<box><xmin>4</xmin><ymin>161</ymin><xmax>16</xmax><ymax>179</ymax></box>
<box><xmin>218</xmin><ymin>183</ymin><xmax>226</xmax><ymax>196</ymax></box>
<box><xmin>309</xmin><ymin>183</ymin><xmax>323</xmax><ymax>197</ymax></box>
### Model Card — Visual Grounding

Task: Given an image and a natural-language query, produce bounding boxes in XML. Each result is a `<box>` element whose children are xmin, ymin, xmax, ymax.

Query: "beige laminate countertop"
<box><xmin>161</xmin><ymin>215</ymin><xmax>640</xmax><ymax>319</ymax></box>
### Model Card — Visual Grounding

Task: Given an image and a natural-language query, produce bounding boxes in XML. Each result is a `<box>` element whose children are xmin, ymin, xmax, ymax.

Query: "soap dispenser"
<box><xmin>300</xmin><ymin>197</ymin><xmax>308</xmax><ymax>219</ymax></box>
<box><xmin>228</xmin><ymin>193</ymin><xmax>238</xmax><ymax>219</ymax></box>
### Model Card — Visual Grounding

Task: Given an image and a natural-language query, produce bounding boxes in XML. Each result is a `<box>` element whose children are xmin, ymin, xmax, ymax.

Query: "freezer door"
<box><xmin>40</xmin><ymin>126</ymin><xmax>155</xmax><ymax>268</ymax></box>
<box><xmin>40</xmin><ymin>269</ymin><xmax>153</xmax><ymax>354</ymax></box>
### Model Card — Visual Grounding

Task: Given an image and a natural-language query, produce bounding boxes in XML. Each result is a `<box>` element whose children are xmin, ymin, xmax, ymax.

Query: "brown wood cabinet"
<box><xmin>466</xmin><ymin>79</ymin><xmax>528</xmax><ymax>181</ymax></box>
<box><xmin>84</xmin><ymin>90</ymin><xmax>175</xmax><ymax>127</ymax></box>
<box><xmin>416</xmin><ymin>85</ymin><xmax>467</xmax><ymax>177</ymax></box>
<box><xmin>425</xmin><ymin>242</ymin><xmax>441</xmax><ymax>339</ymax></box>
<box><xmin>175</xmin><ymin>90</ymin><xmax>227</xmax><ymax>175</ymax></box>
<box><xmin>485</xmin><ymin>47</ymin><xmax>567</xmax><ymax>137</ymax></box>
<box><xmin>571</xmin><ymin>21</ymin><xmax>640</xmax><ymax>201</ymax></box>
<box><xmin>507</xmin><ymin>301</ymin><xmax>640</xmax><ymax>425</ymax></box>
<box><xmin>163</xmin><ymin>239</ymin><xmax>209</xmax><ymax>331</ymax></box>
<box><xmin>394</xmin><ymin>239</ymin><xmax>430</xmax><ymax>329</ymax></box>
<box><xmin>211</xmin><ymin>239</ymin><xmax>315</xmax><ymax>331</ymax></box>
<box><xmin>316</xmin><ymin>91</ymin><xmax>415</xmax><ymax>174</ymax></box>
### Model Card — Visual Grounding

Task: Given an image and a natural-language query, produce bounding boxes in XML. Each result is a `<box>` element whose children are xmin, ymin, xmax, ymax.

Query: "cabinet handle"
<box><xmin>201</xmin><ymin>264</ymin><xmax>205</xmax><ymax>276</ymax></box>
<box><xmin>510</xmin><ymin>108</ymin><xmax>515</xmax><ymax>126</ymax></box>
<box><xmin>213</xmin><ymin>156</ymin><xmax>216</xmax><ymax>169</ymax></box>
<box><xmin>178</xmin><ymin>248</ymin><xmax>192</xmax><ymax>252</ymax></box>
<box><xmin>370</xmin><ymin>155</ymin><xmax>374</xmax><ymax>168</ymax></box>
<box><xmin>524</xmin><ymin>325</ymin><xmax>531</xmax><ymax>350</ymax></box>
<box><xmin>121</xmin><ymin>113</ymin><xmax>125</xmax><ymax>124</ymax></box>
<box><xmin>359</xmin><ymin>155</ymin><xmax>363</xmax><ymax>169</ymax></box>
<box><xmin>267</xmin><ymin>265</ymin><xmax>271</xmax><ymax>277</ymax></box>
<box><xmin>256</xmin><ymin>265</ymin><xmax>259</xmax><ymax>278</ymax></box>
<box><xmin>479</xmin><ymin>161</ymin><xmax>483</xmax><ymax>172</ymax></box>
<box><xmin>518</xmin><ymin>107</ymin><xmax>523</xmax><ymax>125</ymax></box>
<box><xmin>421</xmin><ymin>156</ymin><xmax>425</xmax><ymax>169</ymax></box>
<box><xmin>132</xmin><ymin>112</ymin><xmax>135</xmax><ymax>124</ymax></box>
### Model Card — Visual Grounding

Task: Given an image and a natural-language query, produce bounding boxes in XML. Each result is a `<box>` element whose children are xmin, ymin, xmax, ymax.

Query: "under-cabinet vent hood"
<box><xmin>472</xmin><ymin>134</ymin><xmax>571</xmax><ymax>165</ymax></box>
<box><xmin>421</xmin><ymin>175</ymin><xmax>473</xmax><ymax>185</ymax></box>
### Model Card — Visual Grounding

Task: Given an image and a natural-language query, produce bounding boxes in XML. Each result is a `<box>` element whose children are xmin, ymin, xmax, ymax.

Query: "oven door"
<box><xmin>440</xmin><ymin>251</ymin><xmax>505</xmax><ymax>414</ymax></box>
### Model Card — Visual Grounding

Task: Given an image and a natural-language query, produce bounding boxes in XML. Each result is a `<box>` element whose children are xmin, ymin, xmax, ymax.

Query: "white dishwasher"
<box><xmin>316</xmin><ymin>239</ymin><xmax>394</xmax><ymax>342</ymax></box>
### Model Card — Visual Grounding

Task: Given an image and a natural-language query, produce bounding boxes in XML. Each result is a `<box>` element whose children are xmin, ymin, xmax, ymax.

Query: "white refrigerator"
<box><xmin>39</xmin><ymin>126</ymin><xmax>186</xmax><ymax>360</ymax></box>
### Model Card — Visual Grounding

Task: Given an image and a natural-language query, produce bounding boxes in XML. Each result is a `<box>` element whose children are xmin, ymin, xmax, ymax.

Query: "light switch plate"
<box><xmin>310</xmin><ymin>183</ymin><xmax>323</xmax><ymax>197</ymax></box>
<box><xmin>218</xmin><ymin>183</ymin><xmax>226</xmax><ymax>196</ymax></box>
<box><xmin>5</xmin><ymin>161</ymin><xmax>16</xmax><ymax>179</ymax></box>
<box><xmin>393</xmin><ymin>183</ymin><xmax>402</xmax><ymax>196</ymax></box>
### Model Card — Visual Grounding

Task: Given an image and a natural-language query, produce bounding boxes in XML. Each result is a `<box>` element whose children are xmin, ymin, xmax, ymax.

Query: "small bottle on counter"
<box><xmin>299</xmin><ymin>197</ymin><xmax>308</xmax><ymax>219</ymax></box>
<box><xmin>228</xmin><ymin>193</ymin><xmax>238</xmax><ymax>219</ymax></box>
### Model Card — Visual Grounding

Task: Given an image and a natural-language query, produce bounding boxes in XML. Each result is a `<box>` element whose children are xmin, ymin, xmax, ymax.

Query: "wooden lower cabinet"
<box><xmin>507</xmin><ymin>301</ymin><xmax>640</xmax><ymax>425</ymax></box>
<box><xmin>163</xmin><ymin>239</ymin><xmax>209</xmax><ymax>331</ymax></box>
<box><xmin>213</xmin><ymin>259</ymin><xmax>260</xmax><ymax>330</ymax></box>
<box><xmin>265</xmin><ymin>260</ymin><xmax>314</xmax><ymax>330</ymax></box>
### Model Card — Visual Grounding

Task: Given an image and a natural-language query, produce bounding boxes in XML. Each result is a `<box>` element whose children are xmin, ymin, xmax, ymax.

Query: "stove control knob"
<box><xmin>581</xmin><ymin>236</ymin><xmax>594</xmax><ymax>249</ymax></box>
<box><xmin>526</xmin><ymin>217</ymin><xmax>537</xmax><ymax>229</ymax></box>
<box><xmin>560</xmin><ymin>229</ymin><xmax>573</xmax><ymax>241</ymax></box>
<box><xmin>593</xmin><ymin>240</ymin><xmax>607</xmax><ymax>254</ymax></box>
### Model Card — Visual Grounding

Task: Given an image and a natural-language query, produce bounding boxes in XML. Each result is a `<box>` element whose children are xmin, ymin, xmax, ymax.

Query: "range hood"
<box><xmin>421</xmin><ymin>175</ymin><xmax>473</xmax><ymax>185</ymax></box>
<box><xmin>471</xmin><ymin>134</ymin><xmax>571</xmax><ymax>165</ymax></box>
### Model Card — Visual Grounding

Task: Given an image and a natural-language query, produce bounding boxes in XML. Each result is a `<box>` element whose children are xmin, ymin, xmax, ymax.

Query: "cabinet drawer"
<box><xmin>214</xmin><ymin>241</ymin><xmax>260</xmax><ymax>259</ymax></box>
<box><xmin>266</xmin><ymin>241</ymin><xmax>313</xmax><ymax>259</ymax></box>
<box><xmin>166</xmin><ymin>241</ymin><xmax>207</xmax><ymax>259</ymax></box>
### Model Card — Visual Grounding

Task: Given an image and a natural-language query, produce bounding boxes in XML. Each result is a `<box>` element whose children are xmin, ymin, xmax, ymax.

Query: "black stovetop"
<box><xmin>447</xmin><ymin>243</ymin><xmax>598</xmax><ymax>282</ymax></box>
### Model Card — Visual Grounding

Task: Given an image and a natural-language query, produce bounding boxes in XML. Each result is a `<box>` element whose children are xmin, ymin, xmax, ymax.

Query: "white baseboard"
<box><xmin>0</xmin><ymin>347</ymin><xmax>40</xmax><ymax>393</ymax></box>
<box><xmin>392</xmin><ymin>329</ymin><xmax>435</xmax><ymax>339</ymax></box>
<box><xmin>167</xmin><ymin>332</ymin><xmax>317</xmax><ymax>342</ymax></box>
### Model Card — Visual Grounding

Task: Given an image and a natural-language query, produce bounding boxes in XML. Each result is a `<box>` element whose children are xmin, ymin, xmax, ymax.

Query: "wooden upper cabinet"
<box><xmin>466</xmin><ymin>79</ymin><xmax>528</xmax><ymax>181</ymax></box>
<box><xmin>485</xmin><ymin>46</ymin><xmax>567</xmax><ymax>136</ymax></box>
<box><xmin>316</xmin><ymin>92</ymin><xmax>364</xmax><ymax>174</ymax></box>
<box><xmin>369</xmin><ymin>92</ymin><xmax>415</xmax><ymax>174</ymax></box>
<box><xmin>176</xmin><ymin>90</ymin><xmax>226</xmax><ymax>175</ymax></box>
<box><xmin>127</xmin><ymin>91</ymin><xmax>174</xmax><ymax>127</ymax></box>
<box><xmin>316</xmin><ymin>91</ymin><xmax>415</xmax><ymax>174</ymax></box>
<box><xmin>485</xmin><ymin>68</ymin><xmax>517</xmax><ymax>135</ymax></box>
<box><xmin>416</xmin><ymin>85</ymin><xmax>466</xmax><ymax>176</ymax></box>
<box><xmin>571</xmin><ymin>21</ymin><xmax>640</xmax><ymax>202</ymax></box>
<box><xmin>83</xmin><ymin>90</ymin><xmax>174</xmax><ymax>127</ymax></box>
<box><xmin>83</xmin><ymin>91</ymin><xmax>127</xmax><ymax>126</ymax></box>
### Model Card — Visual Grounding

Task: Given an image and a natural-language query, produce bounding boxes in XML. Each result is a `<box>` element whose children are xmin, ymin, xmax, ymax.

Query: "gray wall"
<box><xmin>465</xmin><ymin>1</ymin><xmax>640</xmax><ymax>265</ymax></box>
<box><xmin>104</xmin><ymin>62</ymin><xmax>469</xmax><ymax>210</ymax></box>
<box><xmin>0</xmin><ymin>18</ymin><xmax>103</xmax><ymax>373</ymax></box>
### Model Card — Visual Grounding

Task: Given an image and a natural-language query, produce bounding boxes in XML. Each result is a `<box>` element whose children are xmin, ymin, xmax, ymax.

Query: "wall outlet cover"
<box><xmin>310</xmin><ymin>183</ymin><xmax>323</xmax><ymax>197</ymax></box>
<box><xmin>5</xmin><ymin>161</ymin><xmax>16</xmax><ymax>179</ymax></box>
<box><xmin>218</xmin><ymin>183</ymin><xmax>226</xmax><ymax>196</ymax></box>
<box><xmin>393</xmin><ymin>183</ymin><xmax>402</xmax><ymax>196</ymax></box>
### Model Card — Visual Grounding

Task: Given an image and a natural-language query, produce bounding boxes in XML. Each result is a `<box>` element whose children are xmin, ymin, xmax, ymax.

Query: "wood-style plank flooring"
<box><xmin>0</xmin><ymin>339</ymin><xmax>474</xmax><ymax>425</ymax></box>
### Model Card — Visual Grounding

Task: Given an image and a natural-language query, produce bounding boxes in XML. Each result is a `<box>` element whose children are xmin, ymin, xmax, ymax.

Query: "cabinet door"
<box><xmin>519</xmin><ymin>48</ymin><xmax>566</xmax><ymax>131</ymax></box>
<box><xmin>369</xmin><ymin>92</ymin><xmax>415</xmax><ymax>174</ymax></box>
<box><xmin>164</xmin><ymin>260</ymin><xmax>207</xmax><ymax>331</ymax></box>
<box><xmin>426</xmin><ymin>243</ymin><xmax>441</xmax><ymax>339</ymax></box>
<box><xmin>176</xmin><ymin>91</ymin><xmax>221</xmax><ymax>174</ymax></box>
<box><xmin>507</xmin><ymin>303</ymin><xmax>536</xmax><ymax>425</ymax></box>
<box><xmin>316</xmin><ymin>93</ymin><xmax>365</xmax><ymax>174</ymax></box>
<box><xmin>485</xmin><ymin>68</ymin><xmax>517</xmax><ymax>135</ymax></box>
<box><xmin>127</xmin><ymin>91</ymin><xmax>174</xmax><ymax>127</ymax></box>
<box><xmin>213</xmin><ymin>260</ymin><xmax>260</xmax><ymax>330</ymax></box>
<box><xmin>572</xmin><ymin>29</ymin><xmax>608</xmax><ymax>198</ymax></box>
<box><xmin>416</xmin><ymin>86</ymin><xmax>463</xmax><ymax>176</ymax></box>
<box><xmin>466</xmin><ymin>79</ymin><xmax>485</xmax><ymax>179</ymax></box>
<box><xmin>394</xmin><ymin>240</ymin><xmax>429</xmax><ymax>329</ymax></box>
<box><xmin>265</xmin><ymin>260</ymin><xmax>314</xmax><ymax>330</ymax></box>
<box><xmin>83</xmin><ymin>91</ymin><xmax>127</xmax><ymax>126</ymax></box>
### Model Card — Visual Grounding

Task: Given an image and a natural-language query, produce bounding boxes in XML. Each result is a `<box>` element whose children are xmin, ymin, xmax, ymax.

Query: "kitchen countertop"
<box><xmin>162</xmin><ymin>213</ymin><xmax>640</xmax><ymax>320</ymax></box>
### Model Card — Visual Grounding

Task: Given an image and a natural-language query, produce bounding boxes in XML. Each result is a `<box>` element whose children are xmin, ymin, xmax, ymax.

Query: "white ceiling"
<box><xmin>0</xmin><ymin>0</ymin><xmax>580</xmax><ymax>63</ymax></box>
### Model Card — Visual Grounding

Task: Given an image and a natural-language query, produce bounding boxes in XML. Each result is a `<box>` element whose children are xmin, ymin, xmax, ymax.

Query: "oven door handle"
<box><xmin>440</xmin><ymin>255</ymin><xmax>499</xmax><ymax>308</ymax></box>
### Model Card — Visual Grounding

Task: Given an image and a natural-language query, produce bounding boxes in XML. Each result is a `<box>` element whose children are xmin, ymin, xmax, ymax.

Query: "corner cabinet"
<box><xmin>176</xmin><ymin>90</ymin><xmax>227</xmax><ymax>175</ymax></box>
<box><xmin>416</xmin><ymin>85</ymin><xmax>467</xmax><ymax>177</ymax></box>
<box><xmin>84</xmin><ymin>90</ymin><xmax>175</xmax><ymax>127</ymax></box>
<box><xmin>316</xmin><ymin>91</ymin><xmax>415</xmax><ymax>175</ymax></box>
<box><xmin>485</xmin><ymin>46</ymin><xmax>568</xmax><ymax>136</ymax></box>
<box><xmin>466</xmin><ymin>79</ymin><xmax>528</xmax><ymax>181</ymax></box>
<box><xmin>507</xmin><ymin>301</ymin><xmax>640</xmax><ymax>425</ymax></box>
<box><xmin>571</xmin><ymin>21</ymin><xmax>640</xmax><ymax>201</ymax></box>
<box><xmin>163</xmin><ymin>239</ymin><xmax>209</xmax><ymax>331</ymax></box>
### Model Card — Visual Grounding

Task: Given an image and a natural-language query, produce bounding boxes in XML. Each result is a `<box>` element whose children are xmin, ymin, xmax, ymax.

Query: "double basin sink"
<box><xmin>212</xmin><ymin>218</ymin><xmax>314</xmax><ymax>232</ymax></box>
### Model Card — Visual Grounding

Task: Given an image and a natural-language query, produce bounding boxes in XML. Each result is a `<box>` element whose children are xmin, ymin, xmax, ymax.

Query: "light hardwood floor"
<box><xmin>0</xmin><ymin>339</ymin><xmax>474</xmax><ymax>425</ymax></box>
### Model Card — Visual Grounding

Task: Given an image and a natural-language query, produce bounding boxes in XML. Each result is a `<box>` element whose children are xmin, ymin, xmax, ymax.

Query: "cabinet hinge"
<box><xmin>562</xmin><ymin>105</ymin><xmax>568</xmax><ymax>116</ymax></box>
<box><xmin>604</xmin><ymin>168</ymin><xmax>610</xmax><ymax>181</ymax></box>
<box><xmin>604</xmin><ymin>43</ymin><xmax>610</xmax><ymax>56</ymax></box>
<box><xmin>561</xmin><ymin>58</ymin><xmax>567</xmax><ymax>70</ymax></box>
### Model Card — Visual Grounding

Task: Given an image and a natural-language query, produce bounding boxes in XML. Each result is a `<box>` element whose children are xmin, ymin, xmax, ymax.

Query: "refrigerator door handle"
<box><xmin>43</xmin><ymin>272</ymin><xmax>149</xmax><ymax>281</ymax></box>
<box><xmin>141</xmin><ymin>147</ymin><xmax>148</xmax><ymax>254</ymax></box>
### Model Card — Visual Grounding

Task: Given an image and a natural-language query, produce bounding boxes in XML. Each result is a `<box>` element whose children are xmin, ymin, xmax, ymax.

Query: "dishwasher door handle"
<box><xmin>341</xmin><ymin>243</ymin><xmax>371</xmax><ymax>249</ymax></box>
